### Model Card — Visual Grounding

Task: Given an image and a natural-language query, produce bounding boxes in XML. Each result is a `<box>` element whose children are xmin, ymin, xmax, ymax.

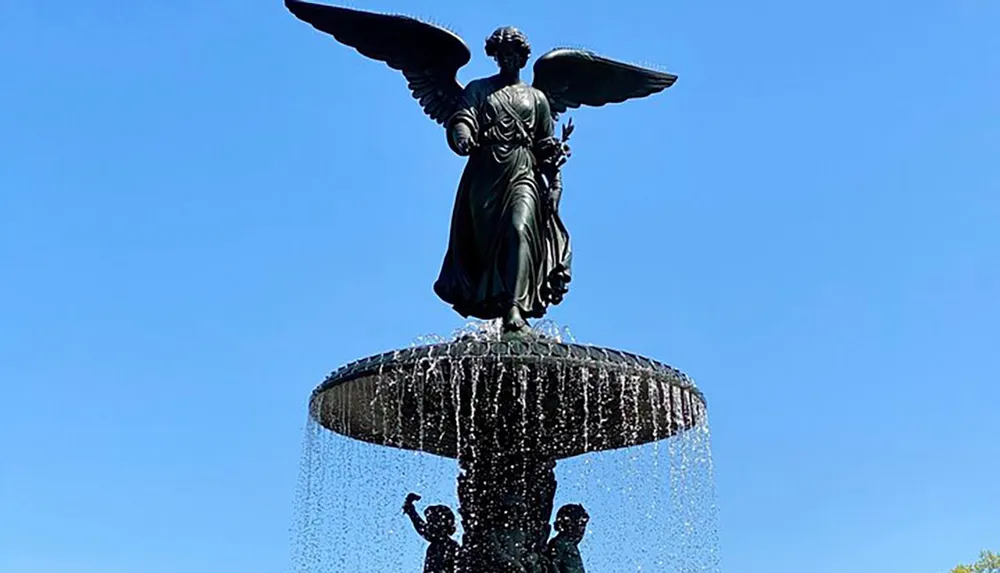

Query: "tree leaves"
<box><xmin>952</xmin><ymin>550</ymin><xmax>1000</xmax><ymax>573</ymax></box>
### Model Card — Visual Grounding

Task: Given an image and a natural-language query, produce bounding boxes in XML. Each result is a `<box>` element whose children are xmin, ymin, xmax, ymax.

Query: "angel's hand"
<box><xmin>455</xmin><ymin>137</ymin><xmax>478</xmax><ymax>156</ymax></box>
<box><xmin>556</xmin><ymin>144</ymin><xmax>572</xmax><ymax>168</ymax></box>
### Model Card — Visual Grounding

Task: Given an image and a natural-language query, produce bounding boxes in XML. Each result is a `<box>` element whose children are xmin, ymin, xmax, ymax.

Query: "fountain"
<box><xmin>309</xmin><ymin>329</ymin><xmax>709</xmax><ymax>570</ymax></box>
<box><xmin>285</xmin><ymin>2</ymin><xmax>719</xmax><ymax>571</ymax></box>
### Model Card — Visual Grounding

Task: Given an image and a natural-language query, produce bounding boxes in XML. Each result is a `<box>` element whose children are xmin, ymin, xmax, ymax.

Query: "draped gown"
<box><xmin>434</xmin><ymin>77</ymin><xmax>572</xmax><ymax>320</ymax></box>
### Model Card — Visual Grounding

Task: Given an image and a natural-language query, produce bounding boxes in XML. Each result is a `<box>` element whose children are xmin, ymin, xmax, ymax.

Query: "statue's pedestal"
<box><xmin>310</xmin><ymin>337</ymin><xmax>706</xmax><ymax>571</ymax></box>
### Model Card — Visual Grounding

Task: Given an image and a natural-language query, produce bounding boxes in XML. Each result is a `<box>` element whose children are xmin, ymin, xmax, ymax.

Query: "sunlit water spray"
<box><xmin>292</xmin><ymin>320</ymin><xmax>720</xmax><ymax>572</ymax></box>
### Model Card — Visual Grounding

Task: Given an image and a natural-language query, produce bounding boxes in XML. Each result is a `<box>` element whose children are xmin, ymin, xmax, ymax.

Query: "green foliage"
<box><xmin>952</xmin><ymin>550</ymin><xmax>1000</xmax><ymax>573</ymax></box>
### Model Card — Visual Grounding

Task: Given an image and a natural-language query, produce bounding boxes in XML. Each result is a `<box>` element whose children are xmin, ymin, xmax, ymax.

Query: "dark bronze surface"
<box><xmin>286</xmin><ymin>6</ymin><xmax>691</xmax><ymax>569</ymax></box>
<box><xmin>310</xmin><ymin>339</ymin><xmax>705</xmax><ymax>461</ymax></box>
<box><xmin>285</xmin><ymin>0</ymin><xmax>677</xmax><ymax>333</ymax></box>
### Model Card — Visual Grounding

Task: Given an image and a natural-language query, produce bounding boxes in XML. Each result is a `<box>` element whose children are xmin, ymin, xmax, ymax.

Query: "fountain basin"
<box><xmin>310</xmin><ymin>339</ymin><xmax>706</xmax><ymax>460</ymax></box>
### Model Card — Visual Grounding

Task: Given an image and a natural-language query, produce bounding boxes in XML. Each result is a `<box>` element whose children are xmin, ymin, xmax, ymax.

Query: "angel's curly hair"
<box><xmin>485</xmin><ymin>26</ymin><xmax>531</xmax><ymax>68</ymax></box>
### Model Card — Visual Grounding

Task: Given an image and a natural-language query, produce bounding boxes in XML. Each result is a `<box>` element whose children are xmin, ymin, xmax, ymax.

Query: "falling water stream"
<box><xmin>292</xmin><ymin>321</ymin><xmax>720</xmax><ymax>572</ymax></box>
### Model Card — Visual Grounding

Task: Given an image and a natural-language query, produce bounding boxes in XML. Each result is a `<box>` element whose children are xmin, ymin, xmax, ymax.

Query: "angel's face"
<box><xmin>494</xmin><ymin>43</ymin><xmax>526</xmax><ymax>72</ymax></box>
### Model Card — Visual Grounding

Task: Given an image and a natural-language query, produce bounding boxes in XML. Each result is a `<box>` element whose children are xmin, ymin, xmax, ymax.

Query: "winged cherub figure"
<box><xmin>286</xmin><ymin>1</ymin><xmax>677</xmax><ymax>333</ymax></box>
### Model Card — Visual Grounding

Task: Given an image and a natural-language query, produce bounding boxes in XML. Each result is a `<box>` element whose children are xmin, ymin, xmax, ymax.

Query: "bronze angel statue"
<box><xmin>286</xmin><ymin>0</ymin><xmax>677</xmax><ymax>334</ymax></box>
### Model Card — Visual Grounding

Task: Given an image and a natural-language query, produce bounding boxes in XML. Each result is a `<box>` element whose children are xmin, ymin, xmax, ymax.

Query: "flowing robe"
<box><xmin>434</xmin><ymin>77</ymin><xmax>572</xmax><ymax>320</ymax></box>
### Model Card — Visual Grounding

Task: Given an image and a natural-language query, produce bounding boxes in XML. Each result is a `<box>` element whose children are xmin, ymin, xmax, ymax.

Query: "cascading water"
<box><xmin>292</xmin><ymin>321</ymin><xmax>720</xmax><ymax>572</ymax></box>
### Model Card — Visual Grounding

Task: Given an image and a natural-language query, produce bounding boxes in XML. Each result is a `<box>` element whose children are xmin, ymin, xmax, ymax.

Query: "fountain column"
<box><xmin>457</xmin><ymin>451</ymin><xmax>556</xmax><ymax>572</ymax></box>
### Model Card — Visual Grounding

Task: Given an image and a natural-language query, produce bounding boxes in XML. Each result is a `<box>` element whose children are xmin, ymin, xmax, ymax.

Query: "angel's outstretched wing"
<box><xmin>531</xmin><ymin>49</ymin><xmax>677</xmax><ymax>119</ymax></box>
<box><xmin>285</xmin><ymin>0</ymin><xmax>471</xmax><ymax>125</ymax></box>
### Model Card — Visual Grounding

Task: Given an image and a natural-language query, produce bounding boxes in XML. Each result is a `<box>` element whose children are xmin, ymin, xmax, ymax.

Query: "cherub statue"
<box><xmin>545</xmin><ymin>504</ymin><xmax>590</xmax><ymax>573</ymax></box>
<box><xmin>403</xmin><ymin>493</ymin><xmax>460</xmax><ymax>573</ymax></box>
<box><xmin>286</xmin><ymin>1</ymin><xmax>677</xmax><ymax>333</ymax></box>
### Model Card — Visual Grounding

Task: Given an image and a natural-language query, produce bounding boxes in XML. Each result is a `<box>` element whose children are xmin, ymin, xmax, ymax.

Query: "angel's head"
<box><xmin>485</xmin><ymin>26</ymin><xmax>531</xmax><ymax>72</ymax></box>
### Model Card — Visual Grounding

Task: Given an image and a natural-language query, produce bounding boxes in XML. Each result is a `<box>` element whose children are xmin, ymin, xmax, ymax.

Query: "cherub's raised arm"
<box><xmin>402</xmin><ymin>493</ymin><xmax>428</xmax><ymax>539</ymax></box>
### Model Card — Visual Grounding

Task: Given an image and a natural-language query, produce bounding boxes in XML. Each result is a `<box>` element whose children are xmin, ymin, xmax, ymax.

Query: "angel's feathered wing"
<box><xmin>532</xmin><ymin>49</ymin><xmax>677</xmax><ymax>119</ymax></box>
<box><xmin>285</xmin><ymin>0</ymin><xmax>471</xmax><ymax>125</ymax></box>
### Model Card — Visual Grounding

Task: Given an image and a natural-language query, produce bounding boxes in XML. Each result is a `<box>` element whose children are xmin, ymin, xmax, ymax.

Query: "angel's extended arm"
<box><xmin>534</xmin><ymin>91</ymin><xmax>556</xmax><ymax>142</ymax></box>
<box><xmin>446</xmin><ymin>84</ymin><xmax>482</xmax><ymax>156</ymax></box>
<box><xmin>548</xmin><ymin>166</ymin><xmax>564</xmax><ymax>209</ymax></box>
<box><xmin>533</xmin><ymin>94</ymin><xmax>564</xmax><ymax>207</ymax></box>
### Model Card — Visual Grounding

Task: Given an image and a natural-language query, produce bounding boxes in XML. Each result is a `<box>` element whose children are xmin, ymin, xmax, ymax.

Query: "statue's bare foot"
<box><xmin>503</xmin><ymin>306</ymin><xmax>528</xmax><ymax>333</ymax></box>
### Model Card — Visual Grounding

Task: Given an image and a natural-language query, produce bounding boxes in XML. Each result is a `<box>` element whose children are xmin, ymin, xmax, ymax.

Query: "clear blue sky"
<box><xmin>1</xmin><ymin>0</ymin><xmax>997</xmax><ymax>571</ymax></box>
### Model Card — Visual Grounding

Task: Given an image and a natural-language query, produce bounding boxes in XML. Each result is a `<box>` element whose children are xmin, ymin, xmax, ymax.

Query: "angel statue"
<box><xmin>286</xmin><ymin>0</ymin><xmax>677</xmax><ymax>334</ymax></box>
